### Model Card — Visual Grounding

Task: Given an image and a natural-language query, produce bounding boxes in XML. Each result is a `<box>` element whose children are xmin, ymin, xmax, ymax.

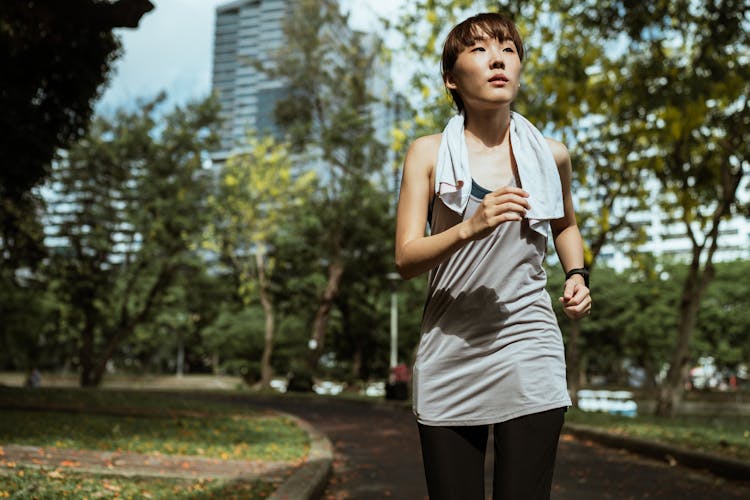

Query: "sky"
<box><xmin>96</xmin><ymin>0</ymin><xmax>405</xmax><ymax>115</ymax></box>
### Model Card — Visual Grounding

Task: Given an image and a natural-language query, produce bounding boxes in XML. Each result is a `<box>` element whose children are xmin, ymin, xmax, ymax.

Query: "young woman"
<box><xmin>395</xmin><ymin>12</ymin><xmax>591</xmax><ymax>500</ymax></box>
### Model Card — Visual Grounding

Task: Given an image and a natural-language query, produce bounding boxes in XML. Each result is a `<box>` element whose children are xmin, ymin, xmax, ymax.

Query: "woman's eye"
<box><xmin>471</xmin><ymin>46</ymin><xmax>485</xmax><ymax>52</ymax></box>
<box><xmin>504</xmin><ymin>47</ymin><xmax>515</xmax><ymax>53</ymax></box>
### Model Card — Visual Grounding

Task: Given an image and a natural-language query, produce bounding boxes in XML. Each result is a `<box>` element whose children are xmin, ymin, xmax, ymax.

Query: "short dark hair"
<box><xmin>441</xmin><ymin>13</ymin><xmax>525</xmax><ymax>114</ymax></box>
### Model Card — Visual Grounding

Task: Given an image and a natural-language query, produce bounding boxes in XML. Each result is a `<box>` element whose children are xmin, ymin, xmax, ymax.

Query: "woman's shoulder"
<box><xmin>544</xmin><ymin>137</ymin><xmax>571</xmax><ymax>170</ymax></box>
<box><xmin>408</xmin><ymin>133</ymin><xmax>442</xmax><ymax>156</ymax></box>
<box><xmin>404</xmin><ymin>133</ymin><xmax>442</xmax><ymax>172</ymax></box>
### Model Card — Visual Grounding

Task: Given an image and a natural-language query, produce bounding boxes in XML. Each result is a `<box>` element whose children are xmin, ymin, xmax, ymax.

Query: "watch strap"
<box><xmin>565</xmin><ymin>267</ymin><xmax>589</xmax><ymax>288</ymax></box>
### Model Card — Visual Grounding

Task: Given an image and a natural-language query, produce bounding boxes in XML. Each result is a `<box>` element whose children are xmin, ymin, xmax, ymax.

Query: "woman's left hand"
<box><xmin>559</xmin><ymin>276</ymin><xmax>591</xmax><ymax>320</ymax></box>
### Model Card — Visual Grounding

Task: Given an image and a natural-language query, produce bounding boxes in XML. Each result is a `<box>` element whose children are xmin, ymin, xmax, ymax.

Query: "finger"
<box><xmin>482</xmin><ymin>203</ymin><xmax>528</xmax><ymax>221</ymax></box>
<box><xmin>568</xmin><ymin>305</ymin><xmax>590</xmax><ymax>318</ymax></box>
<box><xmin>563</xmin><ymin>281</ymin><xmax>577</xmax><ymax>301</ymax></box>
<box><xmin>491</xmin><ymin>186</ymin><xmax>529</xmax><ymax>197</ymax></box>
<box><xmin>493</xmin><ymin>194</ymin><xmax>531</xmax><ymax>210</ymax></box>
<box><xmin>571</xmin><ymin>286</ymin><xmax>590</xmax><ymax>304</ymax></box>
<box><xmin>488</xmin><ymin>212</ymin><xmax>523</xmax><ymax>225</ymax></box>
<box><xmin>564</xmin><ymin>297</ymin><xmax>591</xmax><ymax>317</ymax></box>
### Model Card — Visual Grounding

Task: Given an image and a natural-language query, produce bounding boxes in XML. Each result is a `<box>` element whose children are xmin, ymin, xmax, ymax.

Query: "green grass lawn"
<box><xmin>0</xmin><ymin>409</ymin><xmax>307</xmax><ymax>461</ymax></box>
<box><xmin>0</xmin><ymin>467</ymin><xmax>276</xmax><ymax>500</ymax></box>
<box><xmin>565</xmin><ymin>407</ymin><xmax>750</xmax><ymax>461</ymax></box>
<box><xmin>0</xmin><ymin>387</ymin><xmax>309</xmax><ymax>498</ymax></box>
<box><xmin>0</xmin><ymin>388</ymin><xmax>309</xmax><ymax>461</ymax></box>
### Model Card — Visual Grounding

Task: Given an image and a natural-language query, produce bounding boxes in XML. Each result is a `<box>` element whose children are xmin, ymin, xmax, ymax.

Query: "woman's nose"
<box><xmin>490</xmin><ymin>52</ymin><xmax>505</xmax><ymax>69</ymax></box>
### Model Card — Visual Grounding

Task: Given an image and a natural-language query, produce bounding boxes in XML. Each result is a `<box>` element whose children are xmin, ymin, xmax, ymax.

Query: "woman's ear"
<box><xmin>444</xmin><ymin>73</ymin><xmax>458</xmax><ymax>91</ymax></box>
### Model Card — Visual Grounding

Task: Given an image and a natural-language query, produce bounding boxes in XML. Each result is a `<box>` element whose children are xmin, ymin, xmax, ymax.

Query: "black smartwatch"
<box><xmin>565</xmin><ymin>268</ymin><xmax>589</xmax><ymax>288</ymax></box>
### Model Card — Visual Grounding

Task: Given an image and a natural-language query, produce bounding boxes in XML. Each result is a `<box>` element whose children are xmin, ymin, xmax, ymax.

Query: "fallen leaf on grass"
<box><xmin>2</xmin><ymin>461</ymin><xmax>15</xmax><ymax>468</ymax></box>
<box><xmin>103</xmin><ymin>482</ymin><xmax>121</xmax><ymax>492</ymax></box>
<box><xmin>47</xmin><ymin>470</ymin><xmax>64</xmax><ymax>479</ymax></box>
<box><xmin>59</xmin><ymin>460</ymin><xmax>81</xmax><ymax>467</ymax></box>
<box><xmin>0</xmin><ymin>447</ymin><xmax>4</xmax><ymax>456</ymax></box>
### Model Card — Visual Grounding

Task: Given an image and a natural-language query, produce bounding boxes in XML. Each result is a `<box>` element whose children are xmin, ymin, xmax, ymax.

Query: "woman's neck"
<box><xmin>463</xmin><ymin>107</ymin><xmax>511</xmax><ymax>149</ymax></box>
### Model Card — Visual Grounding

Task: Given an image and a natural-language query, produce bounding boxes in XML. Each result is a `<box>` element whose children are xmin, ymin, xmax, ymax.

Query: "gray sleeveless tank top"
<box><xmin>413</xmin><ymin>179</ymin><xmax>571</xmax><ymax>426</ymax></box>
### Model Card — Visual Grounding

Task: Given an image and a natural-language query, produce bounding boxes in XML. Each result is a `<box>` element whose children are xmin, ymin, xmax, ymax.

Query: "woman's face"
<box><xmin>445</xmin><ymin>34</ymin><xmax>522</xmax><ymax>112</ymax></box>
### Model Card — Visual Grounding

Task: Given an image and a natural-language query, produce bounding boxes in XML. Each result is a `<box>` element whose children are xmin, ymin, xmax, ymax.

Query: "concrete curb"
<box><xmin>269</xmin><ymin>413</ymin><xmax>333</xmax><ymax>500</ymax></box>
<box><xmin>563</xmin><ymin>423</ymin><xmax>750</xmax><ymax>481</ymax></box>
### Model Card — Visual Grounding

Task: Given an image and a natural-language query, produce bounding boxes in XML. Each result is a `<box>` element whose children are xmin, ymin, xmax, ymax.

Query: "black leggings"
<box><xmin>417</xmin><ymin>407</ymin><xmax>566</xmax><ymax>500</ymax></box>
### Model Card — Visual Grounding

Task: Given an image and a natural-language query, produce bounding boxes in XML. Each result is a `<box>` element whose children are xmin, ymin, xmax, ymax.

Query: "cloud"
<box><xmin>97</xmin><ymin>0</ymin><xmax>225</xmax><ymax>113</ymax></box>
<box><xmin>97</xmin><ymin>0</ymin><xmax>403</xmax><ymax>115</ymax></box>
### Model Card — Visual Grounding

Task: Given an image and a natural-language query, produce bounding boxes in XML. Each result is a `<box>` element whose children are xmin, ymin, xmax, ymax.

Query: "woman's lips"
<box><xmin>488</xmin><ymin>74</ymin><xmax>509</xmax><ymax>85</ymax></box>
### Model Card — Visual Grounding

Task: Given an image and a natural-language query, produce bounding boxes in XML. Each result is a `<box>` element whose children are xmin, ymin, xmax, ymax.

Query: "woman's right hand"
<box><xmin>466</xmin><ymin>186</ymin><xmax>530</xmax><ymax>240</ymax></box>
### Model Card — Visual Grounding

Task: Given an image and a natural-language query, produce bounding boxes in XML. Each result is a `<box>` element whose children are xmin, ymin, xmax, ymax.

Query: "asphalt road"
<box><xmin>241</xmin><ymin>394</ymin><xmax>750</xmax><ymax>500</ymax></box>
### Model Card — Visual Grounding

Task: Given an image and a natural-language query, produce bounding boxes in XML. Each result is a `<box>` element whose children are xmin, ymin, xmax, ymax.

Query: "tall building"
<box><xmin>212</xmin><ymin>0</ymin><xmax>290</xmax><ymax>157</ymax></box>
<box><xmin>211</xmin><ymin>0</ymin><xmax>395</xmax><ymax>170</ymax></box>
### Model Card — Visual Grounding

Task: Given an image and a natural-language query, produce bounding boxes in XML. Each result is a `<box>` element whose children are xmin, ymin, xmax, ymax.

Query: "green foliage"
<box><xmin>0</xmin><ymin>0</ymin><xmax>153</xmax><ymax>273</ymax></box>
<box><xmin>257</xmin><ymin>0</ymin><xmax>394</xmax><ymax>370</ymax></box>
<box><xmin>0</xmin><ymin>270</ymin><xmax>61</xmax><ymax>371</ymax></box>
<box><xmin>0</xmin><ymin>193</ymin><xmax>47</xmax><ymax>271</ymax></box>
<box><xmin>207</xmin><ymin>133</ymin><xmax>316</xmax><ymax>306</ymax></box>
<box><xmin>201</xmin><ymin>306</ymin><xmax>266</xmax><ymax>382</ymax></box>
<box><xmin>694</xmin><ymin>260</ymin><xmax>750</xmax><ymax>370</ymax></box>
<box><xmin>42</xmin><ymin>94</ymin><xmax>221</xmax><ymax>386</ymax></box>
<box><xmin>549</xmin><ymin>261</ymin><xmax>750</xmax><ymax>386</ymax></box>
<box><xmin>0</xmin><ymin>0</ymin><xmax>152</xmax><ymax>198</ymax></box>
<box><xmin>205</xmin><ymin>132</ymin><xmax>316</xmax><ymax>384</ymax></box>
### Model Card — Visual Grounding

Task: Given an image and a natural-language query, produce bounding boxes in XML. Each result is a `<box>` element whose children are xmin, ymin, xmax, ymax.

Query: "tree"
<box><xmin>695</xmin><ymin>260</ymin><xmax>750</xmax><ymax>374</ymax></box>
<box><xmin>0</xmin><ymin>267</ymin><xmax>61</xmax><ymax>371</ymax></box>
<box><xmin>206</xmin><ymin>133</ymin><xmax>316</xmax><ymax>387</ymax></box>
<box><xmin>566</xmin><ymin>0</ymin><xmax>750</xmax><ymax>415</ymax></box>
<box><xmin>0</xmin><ymin>0</ymin><xmax>153</xmax><ymax>271</ymax></box>
<box><xmin>0</xmin><ymin>0</ymin><xmax>153</xmax><ymax>197</ymax></box>
<box><xmin>261</xmin><ymin>0</ymin><xmax>391</xmax><ymax>369</ymax></box>
<box><xmin>45</xmin><ymin>95</ymin><xmax>220</xmax><ymax>386</ymax></box>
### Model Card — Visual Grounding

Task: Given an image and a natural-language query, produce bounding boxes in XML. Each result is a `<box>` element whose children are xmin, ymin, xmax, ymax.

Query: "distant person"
<box><xmin>25</xmin><ymin>367</ymin><xmax>42</xmax><ymax>388</ymax></box>
<box><xmin>394</xmin><ymin>12</ymin><xmax>591</xmax><ymax>499</ymax></box>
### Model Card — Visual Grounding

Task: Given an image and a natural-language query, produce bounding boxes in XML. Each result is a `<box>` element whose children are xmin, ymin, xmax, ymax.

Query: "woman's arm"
<box><xmin>394</xmin><ymin>135</ymin><xmax>530</xmax><ymax>280</ymax></box>
<box><xmin>548</xmin><ymin>139</ymin><xmax>592</xmax><ymax>319</ymax></box>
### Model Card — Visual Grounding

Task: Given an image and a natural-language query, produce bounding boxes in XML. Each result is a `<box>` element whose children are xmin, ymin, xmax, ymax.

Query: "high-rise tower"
<box><xmin>212</xmin><ymin>0</ymin><xmax>290</xmax><ymax>156</ymax></box>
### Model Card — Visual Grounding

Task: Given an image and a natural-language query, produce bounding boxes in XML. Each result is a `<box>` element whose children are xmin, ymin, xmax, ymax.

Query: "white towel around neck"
<box><xmin>434</xmin><ymin>111</ymin><xmax>564</xmax><ymax>237</ymax></box>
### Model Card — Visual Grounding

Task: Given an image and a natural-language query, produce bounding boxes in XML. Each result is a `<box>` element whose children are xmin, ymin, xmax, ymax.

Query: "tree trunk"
<box><xmin>256</xmin><ymin>249</ymin><xmax>275</xmax><ymax>389</ymax></box>
<box><xmin>565</xmin><ymin>319</ymin><xmax>582</xmax><ymax>407</ymax></box>
<box><xmin>655</xmin><ymin>258</ymin><xmax>713</xmax><ymax>417</ymax></box>
<box><xmin>308</xmin><ymin>260</ymin><xmax>344</xmax><ymax>370</ymax></box>
<box><xmin>86</xmin><ymin>263</ymin><xmax>173</xmax><ymax>387</ymax></box>
<box><xmin>79</xmin><ymin>311</ymin><xmax>98</xmax><ymax>387</ymax></box>
<box><xmin>212</xmin><ymin>351</ymin><xmax>220</xmax><ymax>375</ymax></box>
<box><xmin>351</xmin><ymin>347</ymin><xmax>363</xmax><ymax>381</ymax></box>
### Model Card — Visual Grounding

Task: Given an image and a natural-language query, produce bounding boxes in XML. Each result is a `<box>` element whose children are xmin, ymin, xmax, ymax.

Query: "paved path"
<box><xmin>240</xmin><ymin>394</ymin><xmax>750</xmax><ymax>500</ymax></box>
